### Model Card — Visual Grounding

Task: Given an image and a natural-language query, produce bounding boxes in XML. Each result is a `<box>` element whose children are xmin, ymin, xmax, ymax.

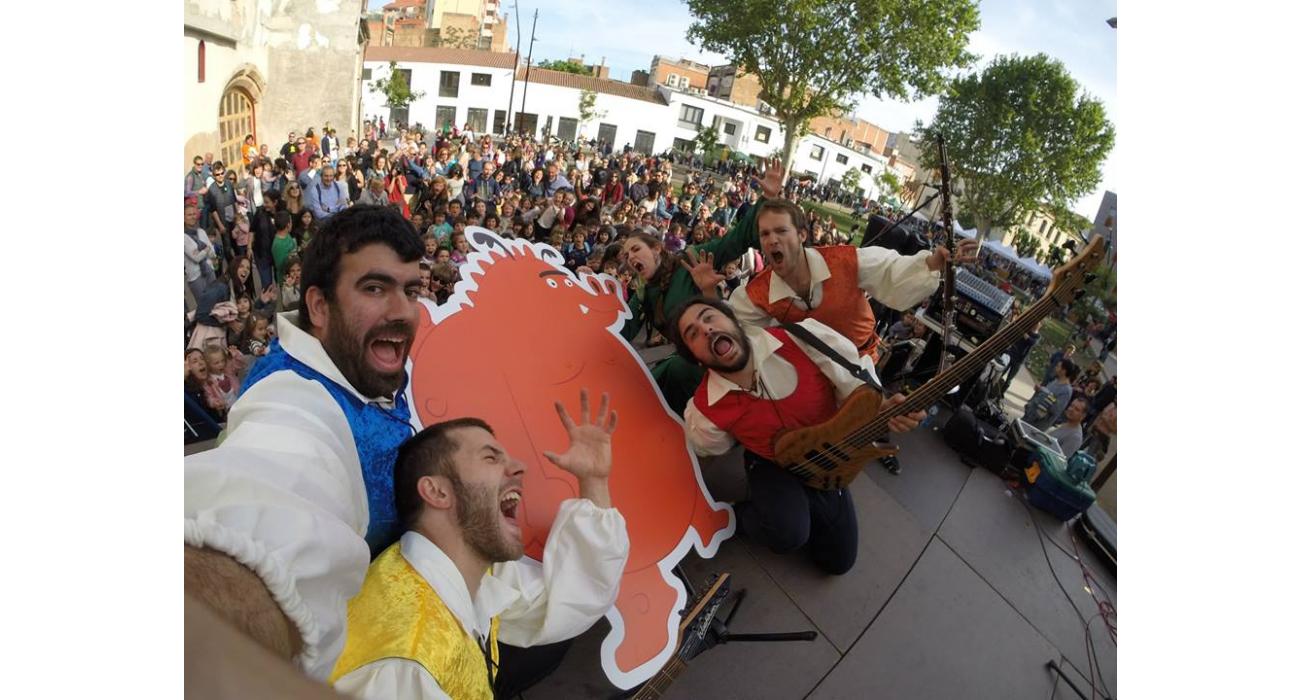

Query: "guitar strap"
<box><xmin>780</xmin><ymin>323</ymin><xmax>884</xmax><ymax>394</ymax></box>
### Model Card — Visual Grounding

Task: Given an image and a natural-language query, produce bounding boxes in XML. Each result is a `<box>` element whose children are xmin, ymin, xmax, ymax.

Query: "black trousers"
<box><xmin>740</xmin><ymin>454</ymin><xmax>859</xmax><ymax>575</ymax></box>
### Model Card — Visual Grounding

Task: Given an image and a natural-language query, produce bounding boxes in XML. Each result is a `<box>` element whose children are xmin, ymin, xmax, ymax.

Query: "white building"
<box><xmin>361</xmin><ymin>46</ymin><xmax>906</xmax><ymax>195</ymax></box>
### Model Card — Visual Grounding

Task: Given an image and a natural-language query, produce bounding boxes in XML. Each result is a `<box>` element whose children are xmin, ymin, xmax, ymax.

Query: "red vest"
<box><xmin>693</xmin><ymin>327</ymin><xmax>838</xmax><ymax>460</ymax></box>
<box><xmin>745</xmin><ymin>246</ymin><xmax>879</xmax><ymax>361</ymax></box>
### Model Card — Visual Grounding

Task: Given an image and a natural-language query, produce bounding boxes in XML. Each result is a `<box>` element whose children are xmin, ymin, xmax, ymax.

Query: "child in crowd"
<box><xmin>241</xmin><ymin>314</ymin><xmax>273</xmax><ymax>357</ymax></box>
<box><xmin>279</xmin><ymin>258</ymin><xmax>302</xmax><ymax>312</ymax></box>
<box><xmin>449</xmin><ymin>232</ymin><xmax>470</xmax><ymax>267</ymax></box>
<box><xmin>429</xmin><ymin>210</ymin><xmax>452</xmax><ymax>240</ymax></box>
<box><xmin>429</xmin><ymin>262</ymin><xmax>457</xmax><ymax>305</ymax></box>
<box><xmin>203</xmin><ymin>344</ymin><xmax>244</xmax><ymax>410</ymax></box>
<box><xmin>421</xmin><ymin>234</ymin><xmax>439</xmax><ymax>266</ymax></box>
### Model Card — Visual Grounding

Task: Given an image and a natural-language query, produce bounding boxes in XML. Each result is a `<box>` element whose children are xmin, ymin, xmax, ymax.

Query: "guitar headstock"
<box><xmin>673</xmin><ymin>573</ymin><xmax>732</xmax><ymax>663</ymax></box>
<box><xmin>1044</xmin><ymin>236</ymin><xmax>1107</xmax><ymax>307</ymax></box>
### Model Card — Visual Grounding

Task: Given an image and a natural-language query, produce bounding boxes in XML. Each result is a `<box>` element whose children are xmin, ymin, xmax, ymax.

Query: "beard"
<box><xmin>700</xmin><ymin>329</ymin><xmax>752</xmax><ymax>374</ymax></box>
<box><xmin>320</xmin><ymin>301</ymin><xmax>413</xmax><ymax>399</ymax></box>
<box><xmin>447</xmin><ymin>469</ymin><xmax>523</xmax><ymax>563</ymax></box>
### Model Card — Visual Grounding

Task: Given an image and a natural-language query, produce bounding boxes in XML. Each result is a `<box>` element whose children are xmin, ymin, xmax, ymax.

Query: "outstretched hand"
<box><xmin>760</xmin><ymin>157</ymin><xmax>785</xmax><ymax>199</ymax></box>
<box><xmin>542</xmin><ymin>388</ymin><xmax>619</xmax><ymax>483</ymax></box>
<box><xmin>683</xmin><ymin>248</ymin><xmax>725</xmax><ymax>297</ymax></box>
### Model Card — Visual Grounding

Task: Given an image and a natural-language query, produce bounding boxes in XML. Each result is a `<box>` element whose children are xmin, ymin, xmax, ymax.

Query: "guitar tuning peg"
<box><xmin>1084</xmin><ymin>273</ymin><xmax>1097</xmax><ymax>284</ymax></box>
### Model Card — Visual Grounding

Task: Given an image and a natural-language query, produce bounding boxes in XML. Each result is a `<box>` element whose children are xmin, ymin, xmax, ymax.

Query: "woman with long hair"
<box><xmin>525</xmin><ymin>167</ymin><xmax>546</xmax><ymax>198</ymax></box>
<box><xmin>281</xmin><ymin>181</ymin><xmax>304</xmax><ymax>216</ymax></box>
<box><xmin>386</xmin><ymin>165</ymin><xmax>411</xmax><ymax>219</ymax></box>
<box><xmin>291</xmin><ymin>209</ymin><xmax>316</xmax><ymax>246</ymax></box>
<box><xmin>602</xmin><ymin>173</ymin><xmax>624</xmax><ymax>207</ymax></box>
<box><xmin>445</xmin><ymin>163</ymin><xmax>466</xmax><ymax>204</ymax></box>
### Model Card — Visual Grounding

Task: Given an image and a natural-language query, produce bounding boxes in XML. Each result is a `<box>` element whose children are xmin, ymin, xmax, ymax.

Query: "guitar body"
<box><xmin>772</xmin><ymin>388</ymin><xmax>899</xmax><ymax>491</ymax></box>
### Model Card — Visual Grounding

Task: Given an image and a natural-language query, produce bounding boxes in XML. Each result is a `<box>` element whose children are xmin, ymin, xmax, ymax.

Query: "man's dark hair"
<box><xmin>756</xmin><ymin>198</ymin><xmax>808</xmax><ymax>234</ymax></box>
<box><xmin>394</xmin><ymin>418</ymin><xmax>494</xmax><ymax>529</ymax></box>
<box><xmin>273</xmin><ymin>211</ymin><xmax>292</xmax><ymax>232</ymax></box>
<box><xmin>297</xmin><ymin>205</ymin><xmax>423</xmax><ymax>330</ymax></box>
<box><xmin>665</xmin><ymin>295</ymin><xmax>741</xmax><ymax>366</ymax></box>
<box><xmin>1058</xmin><ymin>358</ymin><xmax>1080</xmax><ymax>382</ymax></box>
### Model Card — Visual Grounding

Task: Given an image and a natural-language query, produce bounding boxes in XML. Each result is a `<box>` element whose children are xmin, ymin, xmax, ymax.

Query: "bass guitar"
<box><xmin>772</xmin><ymin>236</ymin><xmax>1107</xmax><ymax>490</ymax></box>
<box><xmin>628</xmin><ymin>573</ymin><xmax>732</xmax><ymax>700</ymax></box>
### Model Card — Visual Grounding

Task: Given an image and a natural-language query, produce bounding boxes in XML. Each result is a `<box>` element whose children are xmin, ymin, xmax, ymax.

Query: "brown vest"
<box><xmin>745</xmin><ymin>245</ymin><xmax>879</xmax><ymax>361</ymax></box>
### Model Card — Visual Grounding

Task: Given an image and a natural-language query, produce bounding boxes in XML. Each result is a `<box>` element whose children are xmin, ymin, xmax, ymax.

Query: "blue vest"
<box><xmin>241</xmin><ymin>339</ymin><xmax>415</xmax><ymax>558</ymax></box>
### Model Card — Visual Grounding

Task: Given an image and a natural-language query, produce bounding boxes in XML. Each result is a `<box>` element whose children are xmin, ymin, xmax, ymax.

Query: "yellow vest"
<box><xmin>329</xmin><ymin>542</ymin><xmax>500</xmax><ymax>699</ymax></box>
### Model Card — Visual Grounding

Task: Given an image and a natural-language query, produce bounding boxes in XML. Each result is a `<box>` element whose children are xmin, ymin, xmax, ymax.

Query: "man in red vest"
<box><xmin>669</xmin><ymin>297</ymin><xmax>926</xmax><ymax>575</ymax></box>
<box><xmin>728</xmin><ymin>199</ymin><xmax>978</xmax><ymax>474</ymax></box>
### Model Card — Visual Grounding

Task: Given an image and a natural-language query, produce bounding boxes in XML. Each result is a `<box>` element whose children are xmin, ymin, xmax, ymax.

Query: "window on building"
<box><xmin>492</xmin><ymin>110</ymin><xmax>507</xmax><ymax>134</ymax></box>
<box><xmin>598</xmin><ymin>122</ymin><xmax>617</xmax><ymax>145</ymax></box>
<box><xmin>824</xmin><ymin>127</ymin><xmax>832</xmax><ymax>137</ymax></box>
<box><xmin>679</xmin><ymin>104</ymin><xmax>704</xmax><ymax>130</ymax></box>
<box><xmin>198</xmin><ymin>41</ymin><xmax>205</xmax><ymax>83</ymax></box>
<box><xmin>471</xmin><ymin>72</ymin><xmax>491</xmax><ymax>86</ymax></box>
<box><xmin>467</xmin><ymin>108</ymin><xmax>488</xmax><ymax>134</ymax></box>
<box><xmin>810</xmin><ymin>145</ymin><xmax>825</xmax><ymax>161</ymax></box>
<box><xmin>634</xmin><ymin>130</ymin><xmax>655</xmax><ymax>154</ymax></box>
<box><xmin>673</xmin><ymin>137</ymin><xmax>694</xmax><ymax>153</ymax></box>
<box><xmin>755</xmin><ymin>125</ymin><xmax>771</xmax><ymax>143</ymax></box>
<box><xmin>557</xmin><ymin>117</ymin><xmax>578</xmax><ymax>141</ymax></box>
<box><xmin>436</xmin><ymin>105</ymin><xmax>457</xmax><ymax>130</ymax></box>
<box><xmin>860</xmin><ymin>163</ymin><xmax>873</xmax><ymax>173</ymax></box>
<box><xmin>362</xmin><ymin>67</ymin><xmax>372</xmax><ymax>80</ymax></box>
<box><xmin>439</xmin><ymin>71</ymin><xmax>460</xmax><ymax>98</ymax></box>
<box><xmin>1039</xmin><ymin>220</ymin><xmax>1048</xmax><ymax>234</ymax></box>
<box><xmin>835</xmin><ymin>153</ymin><xmax>849</xmax><ymax>164</ymax></box>
<box><xmin>723</xmin><ymin>122</ymin><xmax>736</xmax><ymax>136</ymax></box>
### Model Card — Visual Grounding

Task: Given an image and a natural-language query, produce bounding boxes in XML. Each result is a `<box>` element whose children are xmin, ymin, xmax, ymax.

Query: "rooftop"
<box><xmin>515</xmin><ymin>67</ymin><xmax>668</xmax><ymax>105</ymax></box>
<box><xmin>364</xmin><ymin>45</ymin><xmax>518</xmax><ymax>69</ymax></box>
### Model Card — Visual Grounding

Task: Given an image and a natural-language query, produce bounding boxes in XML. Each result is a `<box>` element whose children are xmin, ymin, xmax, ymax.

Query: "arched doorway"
<box><xmin>217</xmin><ymin>66</ymin><xmax>266</xmax><ymax>170</ymax></box>
<box><xmin>218</xmin><ymin>88</ymin><xmax>254</xmax><ymax>168</ymax></box>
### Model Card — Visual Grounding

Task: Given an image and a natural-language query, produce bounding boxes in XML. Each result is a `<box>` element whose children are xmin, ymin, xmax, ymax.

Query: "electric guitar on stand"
<box><xmin>772</xmin><ymin>236</ymin><xmax>1107</xmax><ymax>490</ymax></box>
<box><xmin>628</xmin><ymin>573</ymin><xmax>732</xmax><ymax>700</ymax></box>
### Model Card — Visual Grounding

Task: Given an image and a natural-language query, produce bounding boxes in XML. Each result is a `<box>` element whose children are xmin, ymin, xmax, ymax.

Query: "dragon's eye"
<box><xmin>547</xmin><ymin>279</ymin><xmax>558</xmax><ymax>288</ymax></box>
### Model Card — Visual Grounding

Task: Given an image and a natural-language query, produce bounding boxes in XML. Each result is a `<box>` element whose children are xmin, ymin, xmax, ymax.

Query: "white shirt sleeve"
<box><xmin>184</xmin><ymin>371</ymin><xmax>372</xmax><ymax>680</ymax></box>
<box><xmin>683</xmin><ymin>397</ymin><xmax>739</xmax><ymax>457</ymax></box>
<box><xmin>856</xmin><ymin>247</ymin><xmax>941</xmax><ymax>311</ymax></box>
<box><xmin>487</xmin><ymin>499</ymin><xmax>630</xmax><ymax>647</ymax></box>
<box><xmin>727</xmin><ymin>282</ymin><xmax>778</xmax><ymax>330</ymax></box>
<box><xmin>786</xmin><ymin>318</ymin><xmax>882</xmax><ymax>404</ymax></box>
<box><xmin>333</xmin><ymin>658</ymin><xmax>449</xmax><ymax>700</ymax></box>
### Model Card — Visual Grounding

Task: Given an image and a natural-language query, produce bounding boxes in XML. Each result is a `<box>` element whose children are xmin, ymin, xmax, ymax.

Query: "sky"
<box><xmin>368</xmin><ymin>0</ymin><xmax>1117</xmax><ymax>218</ymax></box>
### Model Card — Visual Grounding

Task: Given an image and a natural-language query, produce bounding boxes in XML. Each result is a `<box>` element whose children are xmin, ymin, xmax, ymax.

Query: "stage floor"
<box><xmin>525</xmin><ymin>414</ymin><xmax>1118</xmax><ymax>700</ymax></box>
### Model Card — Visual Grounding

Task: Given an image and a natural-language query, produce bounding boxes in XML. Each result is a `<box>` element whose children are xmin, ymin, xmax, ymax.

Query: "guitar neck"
<box><xmin>631</xmin><ymin>658</ymin><xmax>686</xmax><ymax>700</ymax></box>
<box><xmin>867</xmin><ymin>291</ymin><xmax>1061</xmax><ymax>435</ymax></box>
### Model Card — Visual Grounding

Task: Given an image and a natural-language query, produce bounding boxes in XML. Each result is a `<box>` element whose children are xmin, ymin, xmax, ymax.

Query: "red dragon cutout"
<box><xmin>408</xmin><ymin>227</ymin><xmax>734</xmax><ymax>689</ymax></box>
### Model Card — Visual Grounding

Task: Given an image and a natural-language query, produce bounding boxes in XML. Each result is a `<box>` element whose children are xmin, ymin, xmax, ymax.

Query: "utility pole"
<box><xmin>505</xmin><ymin>0</ymin><xmax>521</xmax><ymax>133</ymax></box>
<box><xmin>518</xmin><ymin>9</ymin><xmax>538</xmax><ymax>136</ymax></box>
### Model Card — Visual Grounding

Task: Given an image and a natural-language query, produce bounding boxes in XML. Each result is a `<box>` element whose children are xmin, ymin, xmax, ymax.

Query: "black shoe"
<box><xmin>880</xmin><ymin>455</ymin><xmax>902</xmax><ymax>475</ymax></box>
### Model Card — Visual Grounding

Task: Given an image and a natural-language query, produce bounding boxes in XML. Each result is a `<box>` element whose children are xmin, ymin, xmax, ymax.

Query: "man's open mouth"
<box><xmin>367</xmin><ymin>334</ymin><xmax>411</xmax><ymax>372</ymax></box>
<box><xmin>769</xmin><ymin>249</ymin><xmax>785</xmax><ymax>265</ymax></box>
<box><xmin>710</xmin><ymin>333</ymin><xmax>736</xmax><ymax>358</ymax></box>
<box><xmin>499</xmin><ymin>489</ymin><xmax>522</xmax><ymax>523</ymax></box>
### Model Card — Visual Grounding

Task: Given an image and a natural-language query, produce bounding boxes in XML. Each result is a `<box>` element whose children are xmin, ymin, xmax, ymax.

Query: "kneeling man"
<box><xmin>331</xmin><ymin>390</ymin><xmax>629</xmax><ymax>699</ymax></box>
<box><xmin>671</xmin><ymin>297</ymin><xmax>925</xmax><ymax>575</ymax></box>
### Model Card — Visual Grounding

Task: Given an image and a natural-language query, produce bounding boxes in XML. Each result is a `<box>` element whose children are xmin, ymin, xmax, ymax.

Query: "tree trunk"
<box><xmin>780</xmin><ymin>118</ymin><xmax>801</xmax><ymax>188</ymax></box>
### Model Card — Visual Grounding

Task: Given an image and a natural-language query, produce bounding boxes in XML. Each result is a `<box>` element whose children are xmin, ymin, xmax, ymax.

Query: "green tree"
<box><xmin>840</xmin><ymin>166</ymin><xmax>862</xmax><ymax>194</ymax></box>
<box><xmin>692</xmin><ymin>124</ymin><xmax>720</xmax><ymax>159</ymax></box>
<box><xmin>685</xmin><ymin>0</ymin><xmax>979</xmax><ymax>184</ymax></box>
<box><xmin>874</xmin><ymin>170</ymin><xmax>903</xmax><ymax>201</ymax></box>
<box><xmin>915</xmin><ymin>53</ymin><xmax>1115</xmax><ymax>242</ymax></box>
<box><xmin>577</xmin><ymin>89</ymin><xmax>606</xmax><ymax>136</ymax></box>
<box><xmin>369</xmin><ymin>61</ymin><xmax>426</xmax><ymax>110</ymax></box>
<box><xmin>1013</xmin><ymin>230</ymin><xmax>1042</xmax><ymax>259</ymax></box>
<box><xmin>537</xmin><ymin>58</ymin><xmax>590</xmax><ymax>75</ymax></box>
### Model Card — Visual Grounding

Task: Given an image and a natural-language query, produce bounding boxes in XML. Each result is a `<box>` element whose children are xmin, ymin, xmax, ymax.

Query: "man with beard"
<box><xmin>330</xmin><ymin>395</ymin><xmax>629</xmax><ymax>699</ymax></box>
<box><xmin>728</xmin><ymin>199</ymin><xmax>978</xmax><ymax>474</ymax></box>
<box><xmin>184</xmin><ymin>205</ymin><xmax>457</xmax><ymax>693</ymax></box>
<box><xmin>670</xmin><ymin>297</ymin><xmax>926</xmax><ymax>574</ymax></box>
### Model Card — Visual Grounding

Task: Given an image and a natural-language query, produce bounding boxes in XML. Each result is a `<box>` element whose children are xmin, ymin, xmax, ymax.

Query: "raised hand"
<box><xmin>542</xmin><ymin>388</ymin><xmax>619</xmax><ymax>483</ymax></box>
<box><xmin>925</xmin><ymin>238</ymin><xmax>981</xmax><ymax>272</ymax></box>
<box><xmin>683</xmin><ymin>248</ymin><xmax>725</xmax><ymax>296</ymax></box>
<box><xmin>760</xmin><ymin>157</ymin><xmax>785</xmax><ymax>199</ymax></box>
